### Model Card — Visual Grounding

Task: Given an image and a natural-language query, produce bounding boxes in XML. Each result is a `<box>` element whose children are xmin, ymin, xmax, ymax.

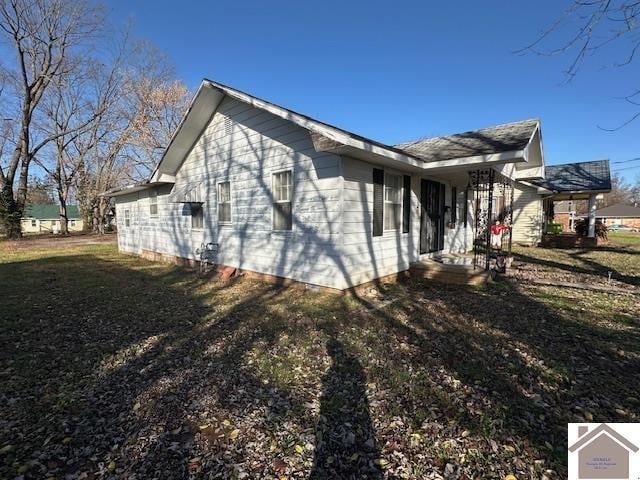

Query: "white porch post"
<box><xmin>587</xmin><ymin>194</ymin><xmax>596</xmax><ymax>238</ymax></box>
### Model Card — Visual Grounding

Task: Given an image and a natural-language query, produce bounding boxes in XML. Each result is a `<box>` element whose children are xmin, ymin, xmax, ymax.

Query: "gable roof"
<box><xmin>569</xmin><ymin>423</ymin><xmax>639</xmax><ymax>453</ymax></box>
<box><xmin>595</xmin><ymin>203</ymin><xmax>640</xmax><ymax>218</ymax></box>
<box><xmin>23</xmin><ymin>204</ymin><xmax>80</xmax><ymax>220</ymax></box>
<box><xmin>149</xmin><ymin>79</ymin><xmax>426</xmax><ymax>182</ymax></box>
<box><xmin>532</xmin><ymin>160</ymin><xmax>611</xmax><ymax>193</ymax></box>
<box><xmin>395</xmin><ymin>119</ymin><xmax>540</xmax><ymax>162</ymax></box>
<box><xmin>145</xmin><ymin>79</ymin><xmax>544</xmax><ymax>186</ymax></box>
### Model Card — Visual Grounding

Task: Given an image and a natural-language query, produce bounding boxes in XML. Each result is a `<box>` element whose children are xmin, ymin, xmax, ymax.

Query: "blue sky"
<box><xmin>109</xmin><ymin>0</ymin><xmax>640</xmax><ymax>182</ymax></box>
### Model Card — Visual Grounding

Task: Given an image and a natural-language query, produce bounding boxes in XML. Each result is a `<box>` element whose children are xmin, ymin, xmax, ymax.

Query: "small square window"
<box><xmin>191</xmin><ymin>203</ymin><xmax>204</xmax><ymax>229</ymax></box>
<box><xmin>31</xmin><ymin>219</ymin><xmax>36</xmax><ymax>227</ymax></box>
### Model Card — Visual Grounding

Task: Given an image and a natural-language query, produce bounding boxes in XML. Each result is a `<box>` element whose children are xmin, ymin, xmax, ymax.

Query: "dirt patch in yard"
<box><xmin>1</xmin><ymin>233</ymin><xmax>116</xmax><ymax>251</ymax></box>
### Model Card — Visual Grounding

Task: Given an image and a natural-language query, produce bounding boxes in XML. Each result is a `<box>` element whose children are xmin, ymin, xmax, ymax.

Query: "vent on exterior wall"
<box><xmin>224</xmin><ymin>117</ymin><xmax>232</xmax><ymax>136</ymax></box>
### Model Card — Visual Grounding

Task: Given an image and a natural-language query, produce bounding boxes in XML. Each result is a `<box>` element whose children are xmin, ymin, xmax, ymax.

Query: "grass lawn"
<box><xmin>1</xmin><ymin>238</ymin><xmax>639</xmax><ymax>479</ymax></box>
<box><xmin>511</xmin><ymin>232</ymin><xmax>640</xmax><ymax>287</ymax></box>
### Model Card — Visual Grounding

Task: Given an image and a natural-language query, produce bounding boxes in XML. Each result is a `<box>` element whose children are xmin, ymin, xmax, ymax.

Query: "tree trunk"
<box><xmin>0</xmin><ymin>183</ymin><xmax>22</xmax><ymax>238</ymax></box>
<box><xmin>97</xmin><ymin>197</ymin><xmax>109</xmax><ymax>235</ymax></box>
<box><xmin>57</xmin><ymin>189</ymin><xmax>69</xmax><ymax>235</ymax></box>
<box><xmin>92</xmin><ymin>202</ymin><xmax>100</xmax><ymax>233</ymax></box>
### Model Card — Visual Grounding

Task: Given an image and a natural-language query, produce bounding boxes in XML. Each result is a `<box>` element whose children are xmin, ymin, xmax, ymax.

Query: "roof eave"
<box><xmin>420</xmin><ymin>149</ymin><xmax>526</xmax><ymax>172</ymax></box>
<box><xmin>101</xmin><ymin>181</ymin><xmax>172</xmax><ymax>198</ymax></box>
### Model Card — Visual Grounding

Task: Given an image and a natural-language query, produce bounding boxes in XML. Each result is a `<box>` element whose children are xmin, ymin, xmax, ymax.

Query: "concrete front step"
<box><xmin>410</xmin><ymin>260</ymin><xmax>490</xmax><ymax>286</ymax></box>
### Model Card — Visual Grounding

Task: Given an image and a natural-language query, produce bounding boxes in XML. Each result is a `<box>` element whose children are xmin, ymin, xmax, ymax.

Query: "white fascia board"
<box><xmin>156</xmin><ymin>172</ymin><xmax>176</xmax><ymax>183</ymax></box>
<box><xmin>518</xmin><ymin>180</ymin><xmax>552</xmax><ymax>195</ymax></box>
<box><xmin>151</xmin><ymin>84</ymin><xmax>222</xmax><ymax>181</ymax></box>
<box><xmin>515</xmin><ymin>165</ymin><xmax>545</xmax><ymax>180</ymax></box>
<box><xmin>494</xmin><ymin>162</ymin><xmax>518</xmax><ymax>181</ymax></box>
<box><xmin>101</xmin><ymin>181</ymin><xmax>170</xmax><ymax>198</ymax></box>
<box><xmin>421</xmin><ymin>150</ymin><xmax>526</xmax><ymax>172</ymax></box>
<box><xmin>518</xmin><ymin>125</ymin><xmax>545</xmax><ymax>178</ymax></box>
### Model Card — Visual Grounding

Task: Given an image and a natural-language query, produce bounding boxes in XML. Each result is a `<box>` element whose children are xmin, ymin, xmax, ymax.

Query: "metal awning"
<box><xmin>100</xmin><ymin>181</ymin><xmax>172</xmax><ymax>198</ymax></box>
<box><xmin>169</xmin><ymin>182</ymin><xmax>205</xmax><ymax>203</ymax></box>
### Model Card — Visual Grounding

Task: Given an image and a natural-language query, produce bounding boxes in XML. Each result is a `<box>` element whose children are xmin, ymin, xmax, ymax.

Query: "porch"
<box><xmin>410</xmin><ymin>255</ymin><xmax>491</xmax><ymax>285</ymax></box>
<box><xmin>533</xmin><ymin>160</ymin><xmax>612</xmax><ymax>240</ymax></box>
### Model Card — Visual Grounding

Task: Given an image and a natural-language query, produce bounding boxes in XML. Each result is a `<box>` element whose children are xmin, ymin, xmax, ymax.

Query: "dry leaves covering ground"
<box><xmin>1</xmin><ymin>236</ymin><xmax>639</xmax><ymax>479</ymax></box>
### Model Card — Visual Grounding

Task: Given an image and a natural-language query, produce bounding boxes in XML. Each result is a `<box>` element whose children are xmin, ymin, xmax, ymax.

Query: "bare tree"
<box><xmin>25</xmin><ymin>175</ymin><xmax>55</xmax><ymax>205</ymax></box>
<box><xmin>74</xmin><ymin>42</ymin><xmax>190</xmax><ymax>233</ymax></box>
<box><xmin>0</xmin><ymin>0</ymin><xmax>102</xmax><ymax>237</ymax></box>
<box><xmin>34</xmin><ymin>51</ymin><xmax>121</xmax><ymax>234</ymax></box>
<box><xmin>519</xmin><ymin>1</ymin><xmax>640</xmax><ymax>128</ymax></box>
<box><xmin>601</xmin><ymin>173</ymin><xmax>634</xmax><ymax>206</ymax></box>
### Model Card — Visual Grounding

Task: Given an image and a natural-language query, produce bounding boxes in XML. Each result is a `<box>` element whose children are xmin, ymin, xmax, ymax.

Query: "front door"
<box><xmin>420</xmin><ymin>179</ymin><xmax>445</xmax><ymax>254</ymax></box>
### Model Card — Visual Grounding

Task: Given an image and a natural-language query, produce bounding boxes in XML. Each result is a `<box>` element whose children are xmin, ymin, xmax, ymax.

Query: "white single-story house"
<box><xmin>21</xmin><ymin>204</ymin><xmax>84</xmax><ymax>234</ymax></box>
<box><xmin>592</xmin><ymin>203</ymin><xmax>640</xmax><ymax>229</ymax></box>
<box><xmin>105</xmin><ymin>79</ymin><xmax>609</xmax><ymax>291</ymax></box>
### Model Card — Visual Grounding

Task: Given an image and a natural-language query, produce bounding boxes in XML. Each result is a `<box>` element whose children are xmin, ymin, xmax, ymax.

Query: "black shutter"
<box><xmin>402</xmin><ymin>175</ymin><xmax>411</xmax><ymax>233</ymax></box>
<box><xmin>438</xmin><ymin>183</ymin><xmax>446</xmax><ymax>251</ymax></box>
<box><xmin>451</xmin><ymin>186</ymin><xmax>457</xmax><ymax>224</ymax></box>
<box><xmin>463</xmin><ymin>188</ymin><xmax>469</xmax><ymax>226</ymax></box>
<box><xmin>373</xmin><ymin>168</ymin><xmax>384</xmax><ymax>237</ymax></box>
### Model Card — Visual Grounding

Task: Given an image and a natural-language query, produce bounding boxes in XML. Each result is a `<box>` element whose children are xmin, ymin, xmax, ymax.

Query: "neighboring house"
<box><xmin>105</xmin><ymin>79</ymin><xmax>610</xmax><ymax>291</ymax></box>
<box><xmin>21</xmin><ymin>204</ymin><xmax>84</xmax><ymax>234</ymax></box>
<box><xmin>532</xmin><ymin>160</ymin><xmax>611</xmax><ymax>236</ymax></box>
<box><xmin>593</xmin><ymin>203</ymin><xmax>640</xmax><ymax>229</ymax></box>
<box><xmin>551</xmin><ymin>200</ymin><xmax>578</xmax><ymax>232</ymax></box>
<box><xmin>569</xmin><ymin>424</ymin><xmax>638</xmax><ymax>479</ymax></box>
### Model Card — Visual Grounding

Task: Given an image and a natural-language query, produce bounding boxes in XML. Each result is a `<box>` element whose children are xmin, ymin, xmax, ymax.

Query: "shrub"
<box><xmin>546</xmin><ymin>223</ymin><xmax>563</xmax><ymax>234</ymax></box>
<box><xmin>574</xmin><ymin>218</ymin><xmax>608</xmax><ymax>239</ymax></box>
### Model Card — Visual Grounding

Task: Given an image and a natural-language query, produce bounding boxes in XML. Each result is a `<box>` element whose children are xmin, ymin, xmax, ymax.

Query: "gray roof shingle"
<box><xmin>533</xmin><ymin>160</ymin><xmax>611</xmax><ymax>193</ymax></box>
<box><xmin>395</xmin><ymin>119</ymin><xmax>539</xmax><ymax>162</ymax></box>
<box><xmin>594</xmin><ymin>203</ymin><xmax>640</xmax><ymax>218</ymax></box>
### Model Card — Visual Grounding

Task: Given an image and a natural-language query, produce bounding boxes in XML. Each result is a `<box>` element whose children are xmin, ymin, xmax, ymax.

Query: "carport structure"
<box><xmin>532</xmin><ymin>160</ymin><xmax>611</xmax><ymax>238</ymax></box>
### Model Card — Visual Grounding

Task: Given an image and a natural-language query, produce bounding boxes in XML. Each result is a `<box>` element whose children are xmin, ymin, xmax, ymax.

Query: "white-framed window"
<box><xmin>149</xmin><ymin>189</ymin><xmax>158</xmax><ymax>216</ymax></box>
<box><xmin>124</xmin><ymin>209</ymin><xmax>131</xmax><ymax>227</ymax></box>
<box><xmin>31</xmin><ymin>219</ymin><xmax>36</xmax><ymax>227</ymax></box>
<box><xmin>217</xmin><ymin>181</ymin><xmax>231</xmax><ymax>224</ymax></box>
<box><xmin>384</xmin><ymin>173</ymin><xmax>402</xmax><ymax>230</ymax></box>
<box><xmin>191</xmin><ymin>203</ymin><xmax>204</xmax><ymax>229</ymax></box>
<box><xmin>272</xmin><ymin>170</ymin><xmax>293</xmax><ymax>231</ymax></box>
<box><xmin>70</xmin><ymin>220</ymin><xmax>76</xmax><ymax>227</ymax></box>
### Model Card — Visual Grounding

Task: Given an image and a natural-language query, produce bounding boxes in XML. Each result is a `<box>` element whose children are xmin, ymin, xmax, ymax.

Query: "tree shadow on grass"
<box><xmin>0</xmin><ymin>251</ymin><xmax>380</xmax><ymax>479</ymax></box>
<box><xmin>3</xmin><ymin>249</ymin><xmax>639</xmax><ymax>479</ymax></box>
<box><xmin>355</xmin><ymin>277</ymin><xmax>640</xmax><ymax>476</ymax></box>
<box><xmin>513</xmin><ymin>247</ymin><xmax>640</xmax><ymax>287</ymax></box>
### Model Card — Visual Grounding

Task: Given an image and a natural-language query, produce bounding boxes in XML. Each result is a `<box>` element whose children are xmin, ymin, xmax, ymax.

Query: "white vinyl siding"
<box><xmin>341</xmin><ymin>157</ymin><xmax>415</xmax><ymax>287</ymax></box>
<box><xmin>116</xmin><ymin>96</ymin><xmax>343</xmax><ymax>289</ymax></box>
<box><xmin>512</xmin><ymin>183</ymin><xmax>543</xmax><ymax>245</ymax></box>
